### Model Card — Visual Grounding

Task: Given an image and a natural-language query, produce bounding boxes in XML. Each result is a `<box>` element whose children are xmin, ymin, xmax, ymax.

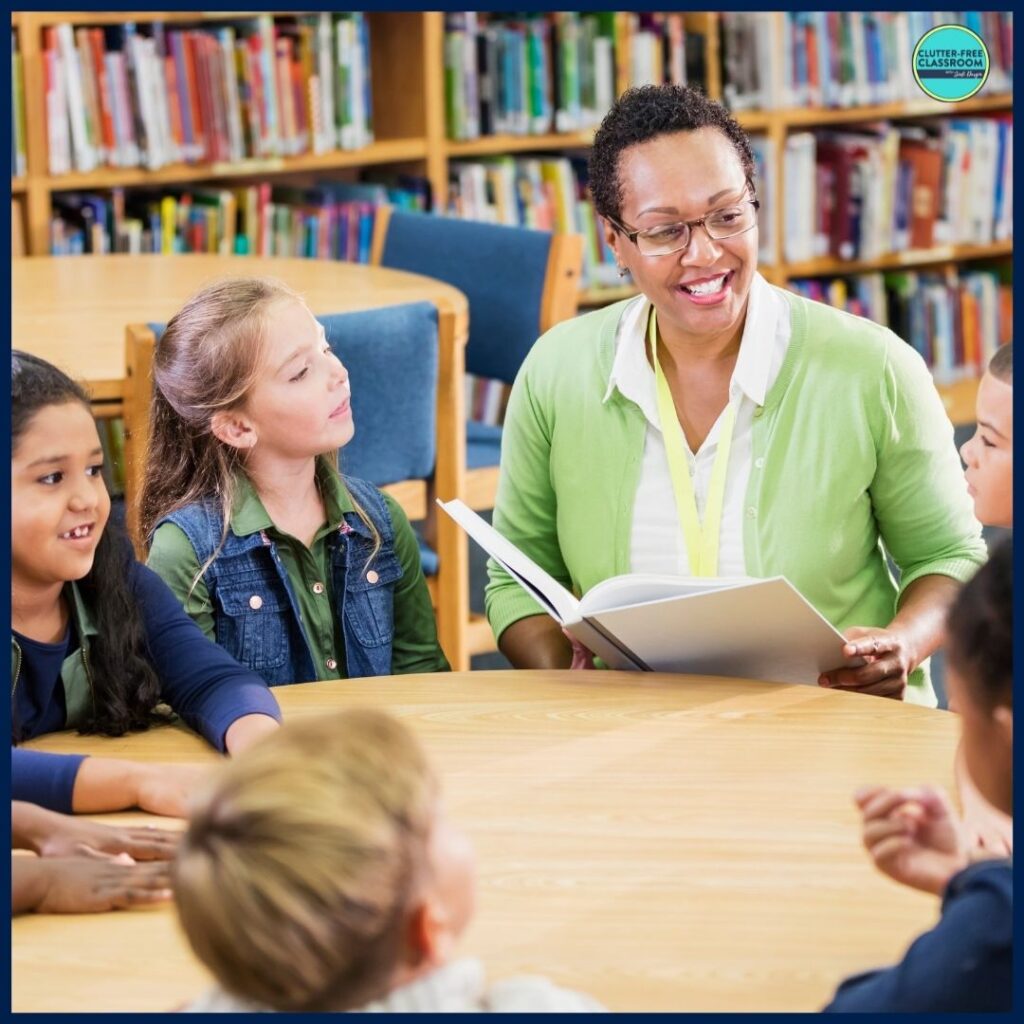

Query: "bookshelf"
<box><xmin>10</xmin><ymin>10</ymin><xmax>1013</xmax><ymax>424</ymax></box>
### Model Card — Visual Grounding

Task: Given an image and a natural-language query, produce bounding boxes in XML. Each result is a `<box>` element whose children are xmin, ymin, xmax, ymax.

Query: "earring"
<box><xmin>617</xmin><ymin>266</ymin><xmax>628</xmax><ymax>278</ymax></box>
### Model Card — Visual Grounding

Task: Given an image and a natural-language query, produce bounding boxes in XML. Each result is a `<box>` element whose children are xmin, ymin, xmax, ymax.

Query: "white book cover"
<box><xmin>439</xmin><ymin>499</ymin><xmax>860</xmax><ymax>686</ymax></box>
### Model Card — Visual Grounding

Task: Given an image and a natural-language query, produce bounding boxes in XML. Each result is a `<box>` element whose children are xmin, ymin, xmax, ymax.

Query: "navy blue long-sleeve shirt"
<box><xmin>824</xmin><ymin>858</ymin><xmax>1012</xmax><ymax>1012</ymax></box>
<box><xmin>11</xmin><ymin>562</ymin><xmax>281</xmax><ymax>813</ymax></box>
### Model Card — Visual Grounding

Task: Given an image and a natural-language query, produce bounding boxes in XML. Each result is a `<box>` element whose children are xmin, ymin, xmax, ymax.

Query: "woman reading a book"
<box><xmin>485</xmin><ymin>84</ymin><xmax>985</xmax><ymax>705</ymax></box>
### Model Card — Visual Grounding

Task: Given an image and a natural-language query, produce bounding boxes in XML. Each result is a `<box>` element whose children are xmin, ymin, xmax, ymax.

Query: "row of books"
<box><xmin>465</xmin><ymin>374</ymin><xmax>511</xmax><ymax>427</ymax></box>
<box><xmin>11</xmin><ymin>32</ymin><xmax>26</xmax><ymax>177</ymax></box>
<box><xmin>444</xmin><ymin>11</ymin><xmax>702</xmax><ymax>140</ymax></box>
<box><xmin>789</xmin><ymin>269</ymin><xmax>1012</xmax><ymax>383</ymax></box>
<box><xmin>722</xmin><ymin>11</ymin><xmax>1013</xmax><ymax>111</ymax></box>
<box><xmin>446</xmin><ymin>136</ymin><xmax>776</xmax><ymax>288</ymax></box>
<box><xmin>44</xmin><ymin>13</ymin><xmax>373</xmax><ymax>175</ymax></box>
<box><xmin>49</xmin><ymin>179</ymin><xmax>428</xmax><ymax>258</ymax></box>
<box><xmin>783</xmin><ymin>116</ymin><xmax>1013</xmax><ymax>264</ymax></box>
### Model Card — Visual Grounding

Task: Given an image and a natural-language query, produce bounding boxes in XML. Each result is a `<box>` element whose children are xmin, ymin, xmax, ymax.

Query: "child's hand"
<box><xmin>132</xmin><ymin>763</ymin><xmax>214</xmax><ymax>818</ymax></box>
<box><xmin>14</xmin><ymin>852</ymin><xmax>173</xmax><ymax>915</ymax></box>
<box><xmin>36</xmin><ymin>818</ymin><xmax>179</xmax><ymax>862</ymax></box>
<box><xmin>855</xmin><ymin>784</ymin><xmax>970</xmax><ymax>896</ymax></box>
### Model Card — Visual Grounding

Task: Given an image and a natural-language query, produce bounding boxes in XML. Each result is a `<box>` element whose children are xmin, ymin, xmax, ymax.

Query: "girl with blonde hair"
<box><xmin>142</xmin><ymin>278</ymin><xmax>448</xmax><ymax>685</ymax></box>
<box><xmin>175</xmin><ymin>709</ymin><xmax>603</xmax><ymax>1012</ymax></box>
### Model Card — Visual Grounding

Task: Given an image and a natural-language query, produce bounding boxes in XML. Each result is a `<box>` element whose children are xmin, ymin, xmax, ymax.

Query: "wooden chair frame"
<box><xmin>371</xmin><ymin>207</ymin><xmax>582</xmax><ymax>657</ymax></box>
<box><xmin>123</xmin><ymin>305</ymin><xmax>472</xmax><ymax>671</ymax></box>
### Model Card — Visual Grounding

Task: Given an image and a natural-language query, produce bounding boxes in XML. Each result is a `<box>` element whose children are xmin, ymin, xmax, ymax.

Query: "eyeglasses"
<box><xmin>609</xmin><ymin>196</ymin><xmax>760</xmax><ymax>258</ymax></box>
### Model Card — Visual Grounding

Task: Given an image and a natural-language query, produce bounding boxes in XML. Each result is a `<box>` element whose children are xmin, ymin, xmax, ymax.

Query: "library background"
<box><xmin>10</xmin><ymin>10</ymin><xmax>1013</xmax><ymax>677</ymax></box>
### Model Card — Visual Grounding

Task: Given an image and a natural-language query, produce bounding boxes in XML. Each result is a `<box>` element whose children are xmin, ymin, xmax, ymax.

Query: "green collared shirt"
<box><xmin>147</xmin><ymin>466</ymin><xmax>449</xmax><ymax>678</ymax></box>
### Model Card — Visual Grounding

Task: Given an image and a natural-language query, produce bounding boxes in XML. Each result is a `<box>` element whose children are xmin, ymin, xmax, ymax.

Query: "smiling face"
<box><xmin>604</xmin><ymin>127</ymin><xmax>758</xmax><ymax>351</ymax></box>
<box><xmin>11</xmin><ymin>400</ymin><xmax>111</xmax><ymax>589</ymax></box>
<box><xmin>224</xmin><ymin>298</ymin><xmax>354</xmax><ymax>461</ymax></box>
<box><xmin>960</xmin><ymin>371</ymin><xmax>1013</xmax><ymax>527</ymax></box>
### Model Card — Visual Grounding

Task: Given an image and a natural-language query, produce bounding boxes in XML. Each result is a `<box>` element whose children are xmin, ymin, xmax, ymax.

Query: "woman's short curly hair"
<box><xmin>589</xmin><ymin>84</ymin><xmax>755</xmax><ymax>224</ymax></box>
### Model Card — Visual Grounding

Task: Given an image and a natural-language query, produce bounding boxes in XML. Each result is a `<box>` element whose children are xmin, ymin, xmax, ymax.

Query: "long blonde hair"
<box><xmin>138</xmin><ymin>277</ymin><xmax>380</xmax><ymax>566</ymax></box>
<box><xmin>173</xmin><ymin>709</ymin><xmax>437</xmax><ymax>1012</ymax></box>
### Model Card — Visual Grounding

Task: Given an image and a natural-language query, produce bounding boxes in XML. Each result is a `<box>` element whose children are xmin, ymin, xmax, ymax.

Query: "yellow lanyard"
<box><xmin>649</xmin><ymin>307</ymin><xmax>738</xmax><ymax>577</ymax></box>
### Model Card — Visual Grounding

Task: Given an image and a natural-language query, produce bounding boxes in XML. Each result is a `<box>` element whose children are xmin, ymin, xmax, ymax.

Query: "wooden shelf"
<box><xmin>446</xmin><ymin>131</ymin><xmax>596</xmax><ymax>158</ymax></box>
<box><xmin>782</xmin><ymin>241</ymin><xmax>1013</xmax><ymax>280</ymax></box>
<box><xmin>42</xmin><ymin>139</ymin><xmax>428</xmax><ymax>192</ymax></box>
<box><xmin>735</xmin><ymin>93</ymin><xmax>1012</xmax><ymax>131</ymax></box>
<box><xmin>11</xmin><ymin>176</ymin><xmax>26</xmax><ymax>194</ymax></box>
<box><xmin>937</xmin><ymin>377</ymin><xmax>980</xmax><ymax>428</ymax></box>
<box><xmin>578</xmin><ymin>284</ymin><xmax>638</xmax><ymax>306</ymax></box>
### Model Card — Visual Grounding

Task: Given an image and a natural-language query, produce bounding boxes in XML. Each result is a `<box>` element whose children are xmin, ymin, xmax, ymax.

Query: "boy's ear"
<box><xmin>404</xmin><ymin>897</ymin><xmax>453</xmax><ymax>969</ymax></box>
<box><xmin>993</xmin><ymin>703</ymin><xmax>1013</xmax><ymax>748</ymax></box>
<box><xmin>209</xmin><ymin>409</ymin><xmax>257</xmax><ymax>451</ymax></box>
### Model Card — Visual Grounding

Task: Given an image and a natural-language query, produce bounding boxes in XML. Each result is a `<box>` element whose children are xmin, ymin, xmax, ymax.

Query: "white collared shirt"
<box><xmin>603</xmin><ymin>272</ymin><xmax>792</xmax><ymax>577</ymax></box>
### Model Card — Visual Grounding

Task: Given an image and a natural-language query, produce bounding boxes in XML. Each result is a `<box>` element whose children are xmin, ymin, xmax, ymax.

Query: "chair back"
<box><xmin>373</xmin><ymin>209</ymin><xmax>582</xmax><ymax>384</ymax></box>
<box><xmin>319</xmin><ymin>302</ymin><xmax>438</xmax><ymax>486</ymax></box>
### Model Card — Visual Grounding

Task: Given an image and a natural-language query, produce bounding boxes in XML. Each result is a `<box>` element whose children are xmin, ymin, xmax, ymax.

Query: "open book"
<box><xmin>439</xmin><ymin>499</ymin><xmax>858</xmax><ymax>685</ymax></box>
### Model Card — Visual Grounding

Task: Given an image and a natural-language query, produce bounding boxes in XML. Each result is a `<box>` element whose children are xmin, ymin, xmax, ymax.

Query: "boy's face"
<box><xmin>960</xmin><ymin>372</ymin><xmax>1013</xmax><ymax>527</ymax></box>
<box><xmin>947</xmin><ymin>665</ymin><xmax>1013</xmax><ymax>816</ymax></box>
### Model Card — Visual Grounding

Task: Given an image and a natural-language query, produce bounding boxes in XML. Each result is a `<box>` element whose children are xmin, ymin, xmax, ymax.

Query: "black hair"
<box><xmin>589</xmin><ymin>83</ymin><xmax>756</xmax><ymax>225</ymax></box>
<box><xmin>946</xmin><ymin>538</ymin><xmax>1013</xmax><ymax>709</ymax></box>
<box><xmin>989</xmin><ymin>342</ymin><xmax>1012</xmax><ymax>385</ymax></box>
<box><xmin>11</xmin><ymin>350</ymin><xmax>162</xmax><ymax>740</ymax></box>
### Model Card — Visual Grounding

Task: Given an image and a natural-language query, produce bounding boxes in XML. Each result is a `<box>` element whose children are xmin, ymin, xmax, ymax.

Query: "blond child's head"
<box><xmin>173</xmin><ymin>709</ymin><xmax>477</xmax><ymax>1012</ymax></box>
<box><xmin>960</xmin><ymin>342</ymin><xmax>1012</xmax><ymax>528</ymax></box>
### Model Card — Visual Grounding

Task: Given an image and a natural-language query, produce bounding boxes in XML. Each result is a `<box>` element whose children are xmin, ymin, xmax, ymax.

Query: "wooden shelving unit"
<box><xmin>9</xmin><ymin>10</ymin><xmax>1012</xmax><ymax>424</ymax></box>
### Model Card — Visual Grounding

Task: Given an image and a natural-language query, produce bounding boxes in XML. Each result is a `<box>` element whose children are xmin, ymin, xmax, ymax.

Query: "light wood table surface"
<box><xmin>12</xmin><ymin>670</ymin><xmax>959</xmax><ymax>1012</ymax></box>
<box><xmin>11</xmin><ymin>254</ymin><xmax>469</xmax><ymax>404</ymax></box>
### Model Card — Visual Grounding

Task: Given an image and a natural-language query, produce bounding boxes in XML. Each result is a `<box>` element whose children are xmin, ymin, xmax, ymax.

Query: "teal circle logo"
<box><xmin>913</xmin><ymin>25</ymin><xmax>990</xmax><ymax>102</ymax></box>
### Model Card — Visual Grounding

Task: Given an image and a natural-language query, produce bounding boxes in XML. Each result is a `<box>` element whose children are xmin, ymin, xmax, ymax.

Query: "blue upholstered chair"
<box><xmin>372</xmin><ymin>208</ymin><xmax>583</xmax><ymax>512</ymax></box>
<box><xmin>123</xmin><ymin>299</ymin><xmax>471</xmax><ymax>670</ymax></box>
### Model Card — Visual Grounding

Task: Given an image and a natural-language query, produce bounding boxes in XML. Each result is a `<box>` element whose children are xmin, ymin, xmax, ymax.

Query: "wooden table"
<box><xmin>12</xmin><ymin>670</ymin><xmax>959</xmax><ymax>1013</ymax></box>
<box><xmin>11</xmin><ymin>254</ymin><xmax>469</xmax><ymax>406</ymax></box>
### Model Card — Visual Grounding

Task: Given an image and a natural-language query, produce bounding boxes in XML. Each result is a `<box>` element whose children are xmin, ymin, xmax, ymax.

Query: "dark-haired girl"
<box><xmin>11</xmin><ymin>351</ymin><xmax>281</xmax><ymax>816</ymax></box>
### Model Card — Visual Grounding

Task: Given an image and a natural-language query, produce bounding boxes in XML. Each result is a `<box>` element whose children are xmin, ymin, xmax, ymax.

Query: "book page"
<box><xmin>579</xmin><ymin>574</ymin><xmax>758</xmax><ymax>615</ymax></box>
<box><xmin>437</xmin><ymin>499</ymin><xmax>581</xmax><ymax>624</ymax></box>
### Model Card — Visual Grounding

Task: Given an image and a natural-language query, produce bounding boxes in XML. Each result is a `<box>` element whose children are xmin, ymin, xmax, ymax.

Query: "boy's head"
<box><xmin>945</xmin><ymin>539</ymin><xmax>1013</xmax><ymax>817</ymax></box>
<box><xmin>960</xmin><ymin>343</ymin><xmax>1012</xmax><ymax>527</ymax></box>
<box><xmin>173</xmin><ymin>709</ymin><xmax>477</xmax><ymax>1012</ymax></box>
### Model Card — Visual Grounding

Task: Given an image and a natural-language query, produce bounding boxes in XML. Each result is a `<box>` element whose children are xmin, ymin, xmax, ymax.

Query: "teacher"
<box><xmin>484</xmin><ymin>84</ymin><xmax>985</xmax><ymax>705</ymax></box>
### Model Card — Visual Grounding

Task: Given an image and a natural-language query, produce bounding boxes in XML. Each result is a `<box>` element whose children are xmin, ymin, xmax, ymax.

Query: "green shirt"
<box><xmin>148</xmin><ymin>465</ymin><xmax>449</xmax><ymax>678</ymax></box>
<box><xmin>485</xmin><ymin>290</ymin><xmax>987</xmax><ymax>706</ymax></box>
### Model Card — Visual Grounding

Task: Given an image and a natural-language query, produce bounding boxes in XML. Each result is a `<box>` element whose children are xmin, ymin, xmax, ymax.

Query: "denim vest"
<box><xmin>159</xmin><ymin>476</ymin><xmax>402</xmax><ymax>685</ymax></box>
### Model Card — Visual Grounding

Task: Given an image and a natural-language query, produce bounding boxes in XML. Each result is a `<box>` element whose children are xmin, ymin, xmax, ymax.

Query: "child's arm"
<box><xmin>130</xmin><ymin>563</ymin><xmax>282</xmax><ymax>751</ymax></box>
<box><xmin>146</xmin><ymin>522</ymin><xmax>217</xmax><ymax>640</ymax></box>
<box><xmin>823</xmin><ymin>860</ymin><xmax>1011</xmax><ymax>1011</ymax></box>
<box><xmin>13</xmin><ymin>748</ymin><xmax>211</xmax><ymax>818</ymax></box>
<box><xmin>12</xmin><ymin>800</ymin><xmax>179</xmax><ymax>859</ymax></box>
<box><xmin>384</xmin><ymin>495</ymin><xmax>452</xmax><ymax>674</ymax></box>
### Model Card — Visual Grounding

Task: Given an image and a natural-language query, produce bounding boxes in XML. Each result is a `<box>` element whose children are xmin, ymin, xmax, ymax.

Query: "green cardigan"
<box><xmin>484</xmin><ymin>290</ymin><xmax>987</xmax><ymax>705</ymax></box>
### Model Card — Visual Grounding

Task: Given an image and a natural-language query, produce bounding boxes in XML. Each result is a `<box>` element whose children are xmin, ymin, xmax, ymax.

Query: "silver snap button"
<box><xmin>312</xmin><ymin>581</ymin><xmax>325</xmax><ymax>595</ymax></box>
<box><xmin>325</xmin><ymin>658</ymin><xmax>338</xmax><ymax>670</ymax></box>
<box><xmin>366</xmin><ymin>570</ymin><xmax>379</xmax><ymax>584</ymax></box>
<box><xmin>248</xmin><ymin>595</ymin><xmax>263</xmax><ymax>610</ymax></box>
